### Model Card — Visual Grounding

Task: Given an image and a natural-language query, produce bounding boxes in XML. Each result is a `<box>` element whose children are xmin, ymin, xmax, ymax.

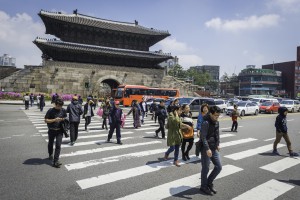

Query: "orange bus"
<box><xmin>114</xmin><ymin>85</ymin><xmax>180</xmax><ymax>106</ymax></box>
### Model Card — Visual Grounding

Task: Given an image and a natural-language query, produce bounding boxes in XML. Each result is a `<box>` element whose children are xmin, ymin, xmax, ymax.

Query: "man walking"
<box><xmin>23</xmin><ymin>93</ymin><xmax>30</xmax><ymax>110</ymax></box>
<box><xmin>67</xmin><ymin>96</ymin><xmax>83</xmax><ymax>145</ymax></box>
<box><xmin>200</xmin><ymin>106</ymin><xmax>222</xmax><ymax>195</ymax></box>
<box><xmin>83</xmin><ymin>98</ymin><xmax>94</xmax><ymax>131</ymax></box>
<box><xmin>139</xmin><ymin>97</ymin><xmax>148</xmax><ymax>124</ymax></box>
<box><xmin>231</xmin><ymin>104</ymin><xmax>242</xmax><ymax>132</ymax></box>
<box><xmin>155</xmin><ymin>100</ymin><xmax>167</xmax><ymax>139</ymax></box>
<box><xmin>44</xmin><ymin>98</ymin><xmax>67</xmax><ymax>168</ymax></box>
<box><xmin>107</xmin><ymin>101</ymin><xmax>123</xmax><ymax>144</ymax></box>
<box><xmin>30</xmin><ymin>93</ymin><xmax>34</xmax><ymax>107</ymax></box>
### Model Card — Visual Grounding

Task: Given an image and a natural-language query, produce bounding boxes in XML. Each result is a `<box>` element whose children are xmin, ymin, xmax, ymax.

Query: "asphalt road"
<box><xmin>0</xmin><ymin>104</ymin><xmax>299</xmax><ymax>200</ymax></box>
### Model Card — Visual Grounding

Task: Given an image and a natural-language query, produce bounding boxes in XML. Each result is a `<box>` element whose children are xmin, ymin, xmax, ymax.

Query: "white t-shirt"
<box><xmin>142</xmin><ymin>102</ymin><xmax>147</xmax><ymax>111</ymax></box>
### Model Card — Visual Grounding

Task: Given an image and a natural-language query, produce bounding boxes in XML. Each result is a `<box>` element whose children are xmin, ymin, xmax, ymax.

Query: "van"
<box><xmin>177</xmin><ymin>97</ymin><xmax>215</xmax><ymax>117</ymax></box>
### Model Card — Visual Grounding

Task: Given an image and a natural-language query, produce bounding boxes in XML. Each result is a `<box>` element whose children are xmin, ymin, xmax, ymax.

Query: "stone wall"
<box><xmin>0</xmin><ymin>66</ymin><xmax>21</xmax><ymax>80</ymax></box>
<box><xmin>0</xmin><ymin>60</ymin><xmax>195</xmax><ymax>97</ymax></box>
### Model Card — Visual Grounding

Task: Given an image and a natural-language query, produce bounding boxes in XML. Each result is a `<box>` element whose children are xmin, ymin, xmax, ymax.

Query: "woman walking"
<box><xmin>180</xmin><ymin>104</ymin><xmax>194</xmax><ymax>161</ymax></box>
<box><xmin>127</xmin><ymin>100</ymin><xmax>141</xmax><ymax>129</ymax></box>
<box><xmin>101</xmin><ymin>98</ymin><xmax>111</xmax><ymax>130</ymax></box>
<box><xmin>164</xmin><ymin>105</ymin><xmax>185</xmax><ymax>167</ymax></box>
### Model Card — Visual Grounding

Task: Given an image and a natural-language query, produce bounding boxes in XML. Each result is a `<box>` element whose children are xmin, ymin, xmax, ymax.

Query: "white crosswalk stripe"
<box><xmin>260</xmin><ymin>157</ymin><xmax>300</xmax><ymax>173</ymax></box>
<box><xmin>232</xmin><ymin>179</ymin><xmax>294</xmax><ymax>200</ymax></box>
<box><xmin>115</xmin><ymin>165</ymin><xmax>243</xmax><ymax>200</ymax></box>
<box><xmin>224</xmin><ymin>144</ymin><xmax>286</xmax><ymax>160</ymax></box>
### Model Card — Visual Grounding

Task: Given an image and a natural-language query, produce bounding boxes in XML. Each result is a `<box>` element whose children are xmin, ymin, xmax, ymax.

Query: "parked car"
<box><xmin>214</xmin><ymin>99</ymin><xmax>227</xmax><ymax>113</ymax></box>
<box><xmin>226</xmin><ymin>101</ymin><xmax>259</xmax><ymax>116</ymax></box>
<box><xmin>280</xmin><ymin>100</ymin><xmax>300</xmax><ymax>113</ymax></box>
<box><xmin>177</xmin><ymin>97</ymin><xmax>215</xmax><ymax>117</ymax></box>
<box><xmin>259</xmin><ymin>102</ymin><xmax>280</xmax><ymax>114</ymax></box>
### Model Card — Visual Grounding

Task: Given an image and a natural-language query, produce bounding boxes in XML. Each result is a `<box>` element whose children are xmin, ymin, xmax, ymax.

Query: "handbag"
<box><xmin>61</xmin><ymin>118</ymin><xmax>70</xmax><ymax>138</ymax></box>
<box><xmin>97</xmin><ymin>108</ymin><xmax>103</xmax><ymax>117</ymax></box>
<box><xmin>182</xmin><ymin>126</ymin><xmax>194</xmax><ymax>139</ymax></box>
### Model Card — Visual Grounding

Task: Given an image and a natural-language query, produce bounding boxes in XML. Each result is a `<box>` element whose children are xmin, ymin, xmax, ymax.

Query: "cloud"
<box><xmin>177</xmin><ymin>54</ymin><xmax>203</xmax><ymax>68</ymax></box>
<box><xmin>153</xmin><ymin>37</ymin><xmax>203</xmax><ymax>68</ymax></box>
<box><xmin>155</xmin><ymin>37</ymin><xmax>188</xmax><ymax>53</ymax></box>
<box><xmin>267</xmin><ymin>0</ymin><xmax>300</xmax><ymax>13</ymax></box>
<box><xmin>205</xmin><ymin>14</ymin><xmax>280</xmax><ymax>32</ymax></box>
<box><xmin>0</xmin><ymin>10</ymin><xmax>46</xmax><ymax>68</ymax></box>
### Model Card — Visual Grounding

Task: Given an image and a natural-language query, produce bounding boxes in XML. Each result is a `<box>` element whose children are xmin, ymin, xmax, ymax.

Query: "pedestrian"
<box><xmin>101</xmin><ymin>98</ymin><xmax>110</xmax><ymax>130</ymax></box>
<box><xmin>30</xmin><ymin>93</ymin><xmax>34</xmax><ymax>107</ymax></box>
<box><xmin>199</xmin><ymin>106</ymin><xmax>222</xmax><ymax>195</ymax></box>
<box><xmin>155</xmin><ymin>99</ymin><xmax>167</xmax><ymax>139</ymax></box>
<box><xmin>66</xmin><ymin>96</ymin><xmax>83</xmax><ymax>145</ymax></box>
<box><xmin>127</xmin><ymin>100</ymin><xmax>142</xmax><ymax>128</ymax></box>
<box><xmin>139</xmin><ymin>97</ymin><xmax>148</xmax><ymax>124</ymax></box>
<box><xmin>231</xmin><ymin>104</ymin><xmax>242</xmax><ymax>132</ymax></box>
<box><xmin>150</xmin><ymin>100</ymin><xmax>158</xmax><ymax>123</ymax></box>
<box><xmin>180</xmin><ymin>104</ymin><xmax>194</xmax><ymax>161</ymax></box>
<box><xmin>44</xmin><ymin>98</ymin><xmax>67</xmax><ymax>168</ymax></box>
<box><xmin>51</xmin><ymin>93</ymin><xmax>59</xmax><ymax>104</ymax></box>
<box><xmin>36</xmin><ymin>93</ymin><xmax>41</xmax><ymax>108</ymax></box>
<box><xmin>273</xmin><ymin>107</ymin><xmax>299</xmax><ymax>157</ymax></box>
<box><xmin>83</xmin><ymin>98</ymin><xmax>94</xmax><ymax>131</ymax></box>
<box><xmin>195</xmin><ymin>104</ymin><xmax>209</xmax><ymax>156</ymax></box>
<box><xmin>92</xmin><ymin>96</ymin><xmax>97</xmax><ymax>110</ymax></box>
<box><xmin>39</xmin><ymin>94</ymin><xmax>45</xmax><ymax>112</ymax></box>
<box><xmin>164</xmin><ymin>105</ymin><xmax>184</xmax><ymax>167</ymax></box>
<box><xmin>78</xmin><ymin>95</ymin><xmax>83</xmax><ymax>105</ymax></box>
<box><xmin>167</xmin><ymin>98</ymin><xmax>179</xmax><ymax>113</ymax></box>
<box><xmin>107</xmin><ymin>101</ymin><xmax>123</xmax><ymax>144</ymax></box>
<box><xmin>23</xmin><ymin>93</ymin><xmax>30</xmax><ymax>110</ymax></box>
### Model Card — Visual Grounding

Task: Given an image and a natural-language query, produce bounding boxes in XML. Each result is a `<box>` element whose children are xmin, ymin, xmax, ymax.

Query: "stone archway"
<box><xmin>96</xmin><ymin>75</ymin><xmax>121</xmax><ymax>98</ymax></box>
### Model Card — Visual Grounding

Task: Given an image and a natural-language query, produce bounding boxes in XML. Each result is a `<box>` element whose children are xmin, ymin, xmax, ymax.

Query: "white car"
<box><xmin>214</xmin><ymin>99</ymin><xmax>227</xmax><ymax>113</ymax></box>
<box><xmin>226</xmin><ymin>101</ymin><xmax>259</xmax><ymax>116</ymax></box>
<box><xmin>280</xmin><ymin>100</ymin><xmax>300</xmax><ymax>112</ymax></box>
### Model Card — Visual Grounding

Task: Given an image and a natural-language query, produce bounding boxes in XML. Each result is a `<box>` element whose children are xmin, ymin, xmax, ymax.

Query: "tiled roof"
<box><xmin>34</xmin><ymin>38</ymin><xmax>172</xmax><ymax>60</ymax></box>
<box><xmin>39</xmin><ymin>10</ymin><xmax>170</xmax><ymax>36</ymax></box>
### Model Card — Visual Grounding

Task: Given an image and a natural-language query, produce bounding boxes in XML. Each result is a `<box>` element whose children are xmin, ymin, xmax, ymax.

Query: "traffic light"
<box><xmin>85</xmin><ymin>82</ymin><xmax>89</xmax><ymax>88</ymax></box>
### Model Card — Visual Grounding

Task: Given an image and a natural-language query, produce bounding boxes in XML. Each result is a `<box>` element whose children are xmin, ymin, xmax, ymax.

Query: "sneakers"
<box><xmin>70</xmin><ymin>141</ymin><xmax>75</xmax><ymax>146</ymax></box>
<box><xmin>48</xmin><ymin>154</ymin><xmax>53</xmax><ymax>160</ymax></box>
<box><xmin>272</xmin><ymin>149</ymin><xmax>280</xmax><ymax>155</ymax></box>
<box><xmin>117</xmin><ymin>141</ymin><xmax>123</xmax><ymax>145</ymax></box>
<box><xmin>182</xmin><ymin>153</ymin><xmax>187</xmax><ymax>161</ymax></box>
<box><xmin>290</xmin><ymin>152</ymin><xmax>299</xmax><ymax>157</ymax></box>
<box><xmin>185</xmin><ymin>152</ymin><xmax>190</xmax><ymax>160</ymax></box>
<box><xmin>164</xmin><ymin>153</ymin><xmax>169</xmax><ymax>160</ymax></box>
<box><xmin>173</xmin><ymin>160</ymin><xmax>180</xmax><ymax>167</ymax></box>
<box><xmin>208</xmin><ymin>184</ymin><xmax>217</xmax><ymax>194</ymax></box>
<box><xmin>200</xmin><ymin>187</ymin><xmax>213</xmax><ymax>195</ymax></box>
<box><xmin>106</xmin><ymin>139</ymin><xmax>111</xmax><ymax>143</ymax></box>
<box><xmin>53</xmin><ymin>161</ymin><xmax>62</xmax><ymax>168</ymax></box>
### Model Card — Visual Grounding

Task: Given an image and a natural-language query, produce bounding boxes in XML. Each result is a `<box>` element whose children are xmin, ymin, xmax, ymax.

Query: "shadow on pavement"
<box><xmin>23</xmin><ymin>158</ymin><xmax>52</xmax><ymax>166</ymax></box>
<box><xmin>278</xmin><ymin>179</ymin><xmax>300</xmax><ymax>186</ymax></box>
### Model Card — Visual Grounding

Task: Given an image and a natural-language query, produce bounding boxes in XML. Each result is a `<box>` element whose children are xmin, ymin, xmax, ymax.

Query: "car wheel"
<box><xmin>254</xmin><ymin>110</ymin><xmax>258</xmax><ymax>115</ymax></box>
<box><xmin>241</xmin><ymin>110</ymin><xmax>245</xmax><ymax>116</ymax></box>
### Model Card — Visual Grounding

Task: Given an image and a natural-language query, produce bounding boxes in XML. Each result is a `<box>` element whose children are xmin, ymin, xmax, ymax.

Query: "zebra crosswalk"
<box><xmin>22</xmin><ymin>107</ymin><xmax>299</xmax><ymax>200</ymax></box>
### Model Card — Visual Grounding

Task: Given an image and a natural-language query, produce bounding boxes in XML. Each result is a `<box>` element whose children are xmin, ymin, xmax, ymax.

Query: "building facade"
<box><xmin>0</xmin><ymin>54</ymin><xmax>16</xmax><ymax>67</ymax></box>
<box><xmin>190</xmin><ymin>65</ymin><xmax>220</xmax><ymax>81</ymax></box>
<box><xmin>238</xmin><ymin>66</ymin><xmax>282</xmax><ymax>96</ymax></box>
<box><xmin>262</xmin><ymin>46</ymin><xmax>300</xmax><ymax>98</ymax></box>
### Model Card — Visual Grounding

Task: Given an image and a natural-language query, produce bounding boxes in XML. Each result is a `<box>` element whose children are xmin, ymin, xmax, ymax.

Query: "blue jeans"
<box><xmin>166</xmin><ymin>145</ymin><xmax>180</xmax><ymax>161</ymax></box>
<box><xmin>201</xmin><ymin>149</ymin><xmax>222</xmax><ymax>188</ymax></box>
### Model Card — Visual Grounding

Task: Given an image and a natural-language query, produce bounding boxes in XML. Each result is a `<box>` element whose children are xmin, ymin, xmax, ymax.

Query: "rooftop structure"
<box><xmin>34</xmin><ymin>10</ymin><xmax>172</xmax><ymax>68</ymax></box>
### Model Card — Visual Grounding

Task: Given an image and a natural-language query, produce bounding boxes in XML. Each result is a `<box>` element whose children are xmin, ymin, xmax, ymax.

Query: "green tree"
<box><xmin>168</xmin><ymin>64</ymin><xmax>187</xmax><ymax>78</ymax></box>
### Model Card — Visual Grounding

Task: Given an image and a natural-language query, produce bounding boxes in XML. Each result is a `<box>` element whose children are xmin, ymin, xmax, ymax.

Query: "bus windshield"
<box><xmin>115</xmin><ymin>88</ymin><xmax>124</xmax><ymax>99</ymax></box>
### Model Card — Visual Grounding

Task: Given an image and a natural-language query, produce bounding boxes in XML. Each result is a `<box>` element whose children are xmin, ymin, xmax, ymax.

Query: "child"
<box><xmin>231</xmin><ymin>104</ymin><xmax>242</xmax><ymax>132</ymax></box>
<box><xmin>273</xmin><ymin>107</ymin><xmax>298</xmax><ymax>157</ymax></box>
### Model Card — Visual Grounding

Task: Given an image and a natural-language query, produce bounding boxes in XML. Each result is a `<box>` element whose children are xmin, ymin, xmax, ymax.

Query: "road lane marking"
<box><xmin>264</xmin><ymin>137</ymin><xmax>275</xmax><ymax>141</ymax></box>
<box><xmin>66</xmin><ymin>149</ymin><xmax>166</xmax><ymax>171</ymax></box>
<box><xmin>224</xmin><ymin>144</ymin><xmax>285</xmax><ymax>160</ymax></box>
<box><xmin>221</xmin><ymin>138</ymin><xmax>257</xmax><ymax>148</ymax></box>
<box><xmin>260</xmin><ymin>157</ymin><xmax>300</xmax><ymax>173</ymax></box>
<box><xmin>60</xmin><ymin>141</ymin><xmax>162</xmax><ymax>157</ymax></box>
<box><xmin>232</xmin><ymin>179</ymin><xmax>294</xmax><ymax>200</ymax></box>
<box><xmin>60</xmin><ymin>137</ymin><xmax>133</xmax><ymax>148</ymax></box>
<box><xmin>114</xmin><ymin>165</ymin><xmax>243</xmax><ymax>200</ymax></box>
<box><xmin>77</xmin><ymin>156</ymin><xmax>201</xmax><ymax>189</ymax></box>
<box><xmin>0</xmin><ymin>137</ymin><xmax>11</xmax><ymax>140</ymax></box>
